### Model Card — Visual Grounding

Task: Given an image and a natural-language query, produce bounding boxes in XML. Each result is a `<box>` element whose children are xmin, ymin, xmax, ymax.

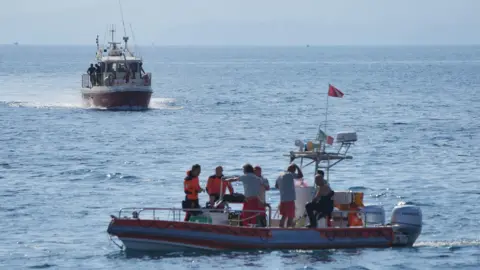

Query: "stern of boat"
<box><xmin>390</xmin><ymin>202</ymin><xmax>423</xmax><ymax>246</ymax></box>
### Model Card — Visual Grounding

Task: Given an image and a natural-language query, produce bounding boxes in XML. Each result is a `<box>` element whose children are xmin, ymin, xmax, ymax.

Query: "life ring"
<box><xmin>143</xmin><ymin>75</ymin><xmax>150</xmax><ymax>86</ymax></box>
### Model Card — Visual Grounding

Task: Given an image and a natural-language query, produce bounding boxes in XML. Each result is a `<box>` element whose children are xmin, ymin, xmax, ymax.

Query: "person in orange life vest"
<box><xmin>183</xmin><ymin>164</ymin><xmax>204</xmax><ymax>221</ymax></box>
<box><xmin>225</xmin><ymin>163</ymin><xmax>266</xmax><ymax>226</ymax></box>
<box><xmin>206</xmin><ymin>166</ymin><xmax>234</xmax><ymax>207</ymax></box>
<box><xmin>275</xmin><ymin>163</ymin><xmax>303</xmax><ymax>228</ymax></box>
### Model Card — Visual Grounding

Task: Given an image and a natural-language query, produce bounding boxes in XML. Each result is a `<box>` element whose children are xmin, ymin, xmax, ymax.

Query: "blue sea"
<box><xmin>0</xmin><ymin>45</ymin><xmax>479</xmax><ymax>269</ymax></box>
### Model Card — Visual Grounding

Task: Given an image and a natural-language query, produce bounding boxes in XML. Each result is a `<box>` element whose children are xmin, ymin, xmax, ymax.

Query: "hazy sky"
<box><xmin>1</xmin><ymin>0</ymin><xmax>479</xmax><ymax>46</ymax></box>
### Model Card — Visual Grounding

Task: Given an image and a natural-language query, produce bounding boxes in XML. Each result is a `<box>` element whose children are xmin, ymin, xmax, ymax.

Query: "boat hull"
<box><xmin>81</xmin><ymin>86</ymin><xmax>152</xmax><ymax>110</ymax></box>
<box><xmin>107</xmin><ymin>218</ymin><xmax>409</xmax><ymax>252</ymax></box>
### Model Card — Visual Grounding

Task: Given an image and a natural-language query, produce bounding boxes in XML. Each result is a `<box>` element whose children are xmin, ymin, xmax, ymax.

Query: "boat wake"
<box><xmin>1</xmin><ymin>98</ymin><xmax>183</xmax><ymax>111</ymax></box>
<box><xmin>148</xmin><ymin>98</ymin><xmax>183</xmax><ymax>110</ymax></box>
<box><xmin>1</xmin><ymin>100</ymin><xmax>84</xmax><ymax>109</ymax></box>
<box><xmin>414</xmin><ymin>239</ymin><xmax>480</xmax><ymax>248</ymax></box>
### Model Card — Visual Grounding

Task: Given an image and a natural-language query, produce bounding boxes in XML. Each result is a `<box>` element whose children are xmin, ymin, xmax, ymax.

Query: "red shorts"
<box><xmin>279</xmin><ymin>201</ymin><xmax>295</xmax><ymax>218</ymax></box>
<box><xmin>241</xmin><ymin>197</ymin><xmax>265</xmax><ymax>226</ymax></box>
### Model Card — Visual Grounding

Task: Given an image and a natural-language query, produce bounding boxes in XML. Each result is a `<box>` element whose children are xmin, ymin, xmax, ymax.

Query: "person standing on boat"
<box><xmin>275</xmin><ymin>163</ymin><xmax>303</xmax><ymax>228</ymax></box>
<box><xmin>139</xmin><ymin>62</ymin><xmax>146</xmax><ymax>77</ymax></box>
<box><xmin>254</xmin><ymin>165</ymin><xmax>270</xmax><ymax>227</ymax></box>
<box><xmin>305</xmin><ymin>170</ymin><xmax>335</xmax><ymax>228</ymax></box>
<box><xmin>225</xmin><ymin>163</ymin><xmax>265</xmax><ymax>227</ymax></box>
<box><xmin>206</xmin><ymin>166</ymin><xmax>234</xmax><ymax>207</ymax></box>
<box><xmin>87</xmin><ymin>64</ymin><xmax>96</xmax><ymax>86</ymax></box>
<box><xmin>183</xmin><ymin>164</ymin><xmax>204</xmax><ymax>221</ymax></box>
<box><xmin>95</xmin><ymin>64</ymin><xmax>102</xmax><ymax>86</ymax></box>
<box><xmin>254</xmin><ymin>165</ymin><xmax>270</xmax><ymax>204</ymax></box>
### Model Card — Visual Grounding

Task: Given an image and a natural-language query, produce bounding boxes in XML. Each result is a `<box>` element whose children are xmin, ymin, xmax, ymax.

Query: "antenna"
<box><xmin>129</xmin><ymin>23</ymin><xmax>139</xmax><ymax>58</ymax></box>
<box><xmin>109</xmin><ymin>24</ymin><xmax>116</xmax><ymax>42</ymax></box>
<box><xmin>118</xmin><ymin>0</ymin><xmax>129</xmax><ymax>54</ymax></box>
<box><xmin>118</xmin><ymin>0</ymin><xmax>127</xmax><ymax>37</ymax></box>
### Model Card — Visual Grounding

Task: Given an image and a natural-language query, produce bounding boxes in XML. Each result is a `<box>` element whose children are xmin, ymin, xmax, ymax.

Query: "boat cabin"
<box><xmin>82</xmin><ymin>31</ymin><xmax>151</xmax><ymax>88</ymax></box>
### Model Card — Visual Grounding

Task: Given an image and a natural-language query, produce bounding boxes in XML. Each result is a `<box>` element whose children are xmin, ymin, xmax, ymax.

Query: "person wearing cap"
<box><xmin>225</xmin><ymin>163</ymin><xmax>264</xmax><ymax>227</ymax></box>
<box><xmin>254</xmin><ymin>165</ymin><xmax>270</xmax><ymax>204</ymax></box>
<box><xmin>183</xmin><ymin>164</ymin><xmax>204</xmax><ymax>221</ymax></box>
<box><xmin>275</xmin><ymin>163</ymin><xmax>303</xmax><ymax>228</ymax></box>
<box><xmin>206</xmin><ymin>166</ymin><xmax>234</xmax><ymax>207</ymax></box>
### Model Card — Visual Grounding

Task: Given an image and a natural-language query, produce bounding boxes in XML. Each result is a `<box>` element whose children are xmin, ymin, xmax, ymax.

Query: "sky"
<box><xmin>0</xmin><ymin>0</ymin><xmax>479</xmax><ymax>46</ymax></box>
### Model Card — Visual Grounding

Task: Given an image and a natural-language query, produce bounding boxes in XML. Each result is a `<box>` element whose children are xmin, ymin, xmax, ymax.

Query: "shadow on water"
<box><xmin>105</xmin><ymin>249</ymin><xmax>264</xmax><ymax>260</ymax></box>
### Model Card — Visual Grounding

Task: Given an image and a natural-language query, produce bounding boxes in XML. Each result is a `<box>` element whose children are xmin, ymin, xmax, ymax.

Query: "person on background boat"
<box><xmin>305</xmin><ymin>170</ymin><xmax>335</xmax><ymax>228</ymax></box>
<box><xmin>254</xmin><ymin>165</ymin><xmax>270</xmax><ymax>227</ymax></box>
<box><xmin>225</xmin><ymin>163</ymin><xmax>265</xmax><ymax>227</ymax></box>
<box><xmin>275</xmin><ymin>163</ymin><xmax>303</xmax><ymax>228</ymax></box>
<box><xmin>254</xmin><ymin>165</ymin><xmax>270</xmax><ymax>204</ymax></box>
<box><xmin>139</xmin><ymin>62</ymin><xmax>146</xmax><ymax>77</ymax></box>
<box><xmin>183</xmin><ymin>164</ymin><xmax>204</xmax><ymax>221</ymax></box>
<box><xmin>206</xmin><ymin>166</ymin><xmax>234</xmax><ymax>207</ymax></box>
<box><xmin>87</xmin><ymin>64</ymin><xmax>96</xmax><ymax>86</ymax></box>
<box><xmin>95</xmin><ymin>64</ymin><xmax>102</xmax><ymax>86</ymax></box>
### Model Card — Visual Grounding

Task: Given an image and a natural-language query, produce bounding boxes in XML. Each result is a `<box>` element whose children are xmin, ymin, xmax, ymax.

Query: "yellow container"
<box><xmin>353</xmin><ymin>192</ymin><xmax>364</xmax><ymax>207</ymax></box>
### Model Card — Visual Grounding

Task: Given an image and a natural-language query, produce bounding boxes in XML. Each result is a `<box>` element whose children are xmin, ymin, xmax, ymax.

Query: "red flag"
<box><xmin>328</xmin><ymin>84</ymin><xmax>344</xmax><ymax>98</ymax></box>
<box><xmin>326</xmin><ymin>136</ymin><xmax>334</xmax><ymax>145</ymax></box>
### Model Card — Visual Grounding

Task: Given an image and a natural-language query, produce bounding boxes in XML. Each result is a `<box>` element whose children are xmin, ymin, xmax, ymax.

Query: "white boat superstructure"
<box><xmin>80</xmin><ymin>14</ymin><xmax>153</xmax><ymax>110</ymax></box>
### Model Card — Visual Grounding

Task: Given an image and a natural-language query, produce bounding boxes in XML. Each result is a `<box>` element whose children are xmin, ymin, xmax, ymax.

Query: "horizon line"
<box><xmin>2</xmin><ymin>43</ymin><xmax>480</xmax><ymax>47</ymax></box>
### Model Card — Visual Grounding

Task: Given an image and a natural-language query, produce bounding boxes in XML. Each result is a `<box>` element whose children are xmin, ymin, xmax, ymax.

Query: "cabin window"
<box><xmin>129</xmin><ymin>63</ymin><xmax>138</xmax><ymax>72</ymax></box>
<box><xmin>107</xmin><ymin>63</ymin><xmax>114</xmax><ymax>72</ymax></box>
<box><xmin>116</xmin><ymin>63</ymin><xmax>126</xmax><ymax>72</ymax></box>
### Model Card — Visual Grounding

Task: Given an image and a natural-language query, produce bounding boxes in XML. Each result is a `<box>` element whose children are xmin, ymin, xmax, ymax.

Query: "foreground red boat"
<box><xmin>107</xmin><ymin>131</ymin><xmax>422</xmax><ymax>252</ymax></box>
<box><xmin>81</xmin><ymin>26</ymin><xmax>153</xmax><ymax>111</ymax></box>
<box><xmin>108</xmin><ymin>217</ymin><xmax>400</xmax><ymax>251</ymax></box>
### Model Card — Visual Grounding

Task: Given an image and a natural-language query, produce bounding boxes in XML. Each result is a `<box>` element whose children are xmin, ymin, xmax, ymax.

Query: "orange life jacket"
<box><xmin>184</xmin><ymin>170</ymin><xmax>201</xmax><ymax>200</ymax></box>
<box><xmin>348</xmin><ymin>203</ymin><xmax>364</xmax><ymax>227</ymax></box>
<box><xmin>206</xmin><ymin>174</ymin><xmax>233</xmax><ymax>196</ymax></box>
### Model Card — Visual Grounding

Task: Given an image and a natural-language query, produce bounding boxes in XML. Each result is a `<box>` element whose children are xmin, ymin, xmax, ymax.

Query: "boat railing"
<box><xmin>114</xmin><ymin>206</ymin><xmax>385</xmax><ymax>228</ymax></box>
<box><xmin>81</xmin><ymin>74</ymin><xmax>92</xmax><ymax>88</ymax></box>
<box><xmin>270</xmin><ymin>208</ymin><xmax>384</xmax><ymax>228</ymax></box>
<box><xmin>82</xmin><ymin>72</ymin><xmax>152</xmax><ymax>87</ymax></box>
<box><xmin>116</xmin><ymin>205</ymin><xmax>272</xmax><ymax>227</ymax></box>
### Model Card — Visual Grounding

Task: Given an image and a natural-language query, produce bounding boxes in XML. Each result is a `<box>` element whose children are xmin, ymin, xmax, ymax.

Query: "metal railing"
<box><xmin>116</xmin><ymin>205</ymin><xmax>273</xmax><ymax>228</ymax></box>
<box><xmin>81</xmin><ymin>72</ymin><xmax>152</xmax><ymax>88</ymax></box>
<box><xmin>114</xmin><ymin>205</ymin><xmax>385</xmax><ymax>229</ymax></box>
<box><xmin>270</xmin><ymin>208</ymin><xmax>385</xmax><ymax>228</ymax></box>
<box><xmin>81</xmin><ymin>74</ymin><xmax>92</xmax><ymax>88</ymax></box>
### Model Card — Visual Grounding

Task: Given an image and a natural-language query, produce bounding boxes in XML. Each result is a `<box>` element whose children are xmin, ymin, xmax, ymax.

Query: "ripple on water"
<box><xmin>2</xmin><ymin>46</ymin><xmax>480</xmax><ymax>269</ymax></box>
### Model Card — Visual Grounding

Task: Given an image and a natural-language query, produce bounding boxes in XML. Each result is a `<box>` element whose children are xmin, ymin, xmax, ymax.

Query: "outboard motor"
<box><xmin>390</xmin><ymin>201</ymin><xmax>422</xmax><ymax>246</ymax></box>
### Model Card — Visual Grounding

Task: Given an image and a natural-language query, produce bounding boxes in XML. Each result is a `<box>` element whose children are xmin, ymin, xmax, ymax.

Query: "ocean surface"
<box><xmin>0</xmin><ymin>45</ymin><xmax>479</xmax><ymax>269</ymax></box>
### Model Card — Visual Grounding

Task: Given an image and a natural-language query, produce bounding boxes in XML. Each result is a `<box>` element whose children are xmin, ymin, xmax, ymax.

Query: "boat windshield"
<box><xmin>105</xmin><ymin>61</ymin><xmax>141</xmax><ymax>72</ymax></box>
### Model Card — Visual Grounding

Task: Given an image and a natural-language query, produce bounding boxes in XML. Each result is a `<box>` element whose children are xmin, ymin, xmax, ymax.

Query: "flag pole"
<box><xmin>323</xmin><ymin>84</ymin><xmax>330</xmax><ymax>151</ymax></box>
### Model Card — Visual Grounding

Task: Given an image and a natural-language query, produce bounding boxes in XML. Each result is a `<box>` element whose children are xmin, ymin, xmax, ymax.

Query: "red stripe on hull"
<box><xmin>112</xmin><ymin>219</ymin><xmax>393</xmax><ymax>239</ymax></box>
<box><xmin>82</xmin><ymin>91</ymin><xmax>152</xmax><ymax>110</ymax></box>
<box><xmin>116</xmin><ymin>233</ymin><xmax>392</xmax><ymax>250</ymax></box>
<box><xmin>112</xmin><ymin>219</ymin><xmax>273</xmax><ymax>238</ymax></box>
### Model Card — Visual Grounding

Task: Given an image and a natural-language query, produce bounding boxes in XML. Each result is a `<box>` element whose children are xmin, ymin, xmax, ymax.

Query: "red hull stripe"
<box><xmin>82</xmin><ymin>91</ymin><xmax>151</xmax><ymax>109</ymax></box>
<box><xmin>111</xmin><ymin>219</ymin><xmax>394</xmax><ymax>243</ymax></box>
<box><xmin>113</xmin><ymin>219</ymin><xmax>273</xmax><ymax>239</ymax></box>
<box><xmin>116</xmin><ymin>232</ymin><xmax>392</xmax><ymax>250</ymax></box>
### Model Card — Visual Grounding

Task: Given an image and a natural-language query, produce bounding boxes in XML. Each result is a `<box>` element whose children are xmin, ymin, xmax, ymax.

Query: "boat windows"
<box><xmin>115</xmin><ymin>63</ymin><xmax>126</xmax><ymax>72</ymax></box>
<box><xmin>107</xmin><ymin>63</ymin><xmax>114</xmax><ymax>72</ymax></box>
